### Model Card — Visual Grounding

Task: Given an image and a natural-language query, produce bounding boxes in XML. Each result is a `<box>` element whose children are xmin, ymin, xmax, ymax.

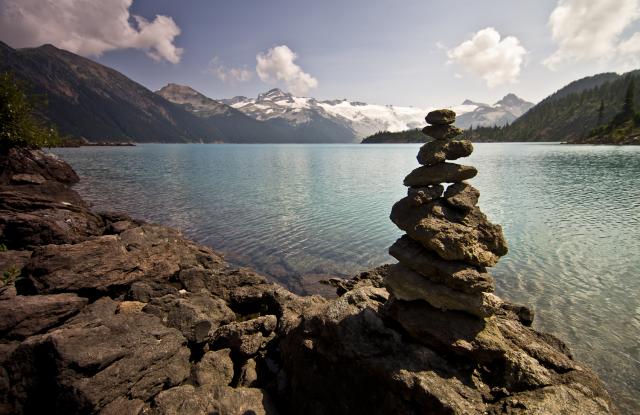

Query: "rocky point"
<box><xmin>0</xmin><ymin>141</ymin><xmax>617</xmax><ymax>414</ymax></box>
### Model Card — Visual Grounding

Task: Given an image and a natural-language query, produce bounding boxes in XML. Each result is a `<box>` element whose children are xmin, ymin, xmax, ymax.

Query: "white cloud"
<box><xmin>544</xmin><ymin>0</ymin><xmax>640</xmax><ymax>70</ymax></box>
<box><xmin>256</xmin><ymin>45</ymin><xmax>318</xmax><ymax>95</ymax></box>
<box><xmin>447</xmin><ymin>28</ymin><xmax>527</xmax><ymax>87</ymax></box>
<box><xmin>0</xmin><ymin>0</ymin><xmax>183</xmax><ymax>63</ymax></box>
<box><xmin>207</xmin><ymin>57</ymin><xmax>253</xmax><ymax>83</ymax></box>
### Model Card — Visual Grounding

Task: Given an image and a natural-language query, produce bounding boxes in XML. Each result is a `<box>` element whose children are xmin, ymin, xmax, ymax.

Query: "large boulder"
<box><xmin>278</xmin><ymin>283</ymin><xmax>615</xmax><ymax>415</ymax></box>
<box><xmin>6</xmin><ymin>298</ymin><xmax>191</xmax><ymax>413</ymax></box>
<box><xmin>20</xmin><ymin>224</ymin><xmax>224</xmax><ymax>296</ymax></box>
<box><xmin>390</xmin><ymin>198</ymin><xmax>508</xmax><ymax>267</ymax></box>
<box><xmin>0</xmin><ymin>147</ymin><xmax>79</xmax><ymax>185</ymax></box>
<box><xmin>389</xmin><ymin>235</ymin><xmax>494</xmax><ymax>294</ymax></box>
<box><xmin>404</xmin><ymin>163</ymin><xmax>477</xmax><ymax>186</ymax></box>
<box><xmin>0</xmin><ymin>293</ymin><xmax>87</xmax><ymax>339</ymax></box>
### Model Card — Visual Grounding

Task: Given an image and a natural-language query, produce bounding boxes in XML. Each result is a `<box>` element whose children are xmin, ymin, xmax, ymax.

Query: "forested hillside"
<box><xmin>468</xmin><ymin>71</ymin><xmax>640</xmax><ymax>142</ymax></box>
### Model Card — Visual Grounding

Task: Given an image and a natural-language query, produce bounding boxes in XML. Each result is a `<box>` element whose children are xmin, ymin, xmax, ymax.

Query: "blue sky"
<box><xmin>2</xmin><ymin>0</ymin><xmax>640</xmax><ymax>106</ymax></box>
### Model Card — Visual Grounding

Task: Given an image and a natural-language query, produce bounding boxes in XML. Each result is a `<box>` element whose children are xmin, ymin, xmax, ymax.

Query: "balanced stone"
<box><xmin>390</xmin><ymin>197</ymin><xmax>508</xmax><ymax>267</ymax></box>
<box><xmin>407</xmin><ymin>185</ymin><xmax>444</xmax><ymax>206</ymax></box>
<box><xmin>417</xmin><ymin>140</ymin><xmax>473</xmax><ymax>166</ymax></box>
<box><xmin>444</xmin><ymin>182</ymin><xmax>480</xmax><ymax>212</ymax></box>
<box><xmin>389</xmin><ymin>235</ymin><xmax>494</xmax><ymax>294</ymax></box>
<box><xmin>422</xmin><ymin>124</ymin><xmax>463</xmax><ymax>141</ymax></box>
<box><xmin>403</xmin><ymin>163</ymin><xmax>477</xmax><ymax>186</ymax></box>
<box><xmin>385</xmin><ymin>263</ymin><xmax>501</xmax><ymax>318</ymax></box>
<box><xmin>425</xmin><ymin>109</ymin><xmax>456</xmax><ymax>125</ymax></box>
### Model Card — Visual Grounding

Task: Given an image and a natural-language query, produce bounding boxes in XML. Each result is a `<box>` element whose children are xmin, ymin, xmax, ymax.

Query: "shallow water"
<box><xmin>53</xmin><ymin>143</ymin><xmax>640</xmax><ymax>413</ymax></box>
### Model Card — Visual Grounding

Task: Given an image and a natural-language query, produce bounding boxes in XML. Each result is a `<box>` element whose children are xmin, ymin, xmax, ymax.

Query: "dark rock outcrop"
<box><xmin>0</xmin><ymin>145</ymin><xmax>616</xmax><ymax>414</ymax></box>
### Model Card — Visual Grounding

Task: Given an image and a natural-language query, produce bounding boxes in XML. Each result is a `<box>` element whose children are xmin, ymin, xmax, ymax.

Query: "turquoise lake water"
<box><xmin>53</xmin><ymin>143</ymin><xmax>640</xmax><ymax>413</ymax></box>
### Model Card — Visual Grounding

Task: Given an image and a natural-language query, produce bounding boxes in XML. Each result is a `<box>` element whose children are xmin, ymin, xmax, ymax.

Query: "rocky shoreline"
<box><xmin>0</xmin><ymin>144</ymin><xmax>617</xmax><ymax>414</ymax></box>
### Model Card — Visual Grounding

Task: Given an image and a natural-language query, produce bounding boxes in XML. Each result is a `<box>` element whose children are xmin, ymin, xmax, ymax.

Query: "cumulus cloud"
<box><xmin>0</xmin><ymin>0</ymin><xmax>183</xmax><ymax>63</ymax></box>
<box><xmin>544</xmin><ymin>0</ymin><xmax>640</xmax><ymax>70</ymax></box>
<box><xmin>207</xmin><ymin>57</ymin><xmax>253</xmax><ymax>83</ymax></box>
<box><xmin>447</xmin><ymin>28</ymin><xmax>527</xmax><ymax>87</ymax></box>
<box><xmin>256</xmin><ymin>45</ymin><xmax>318</xmax><ymax>95</ymax></box>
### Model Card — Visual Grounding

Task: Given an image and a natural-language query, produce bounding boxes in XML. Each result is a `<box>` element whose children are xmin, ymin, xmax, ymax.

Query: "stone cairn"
<box><xmin>386</xmin><ymin>109</ymin><xmax>509</xmax><ymax>319</ymax></box>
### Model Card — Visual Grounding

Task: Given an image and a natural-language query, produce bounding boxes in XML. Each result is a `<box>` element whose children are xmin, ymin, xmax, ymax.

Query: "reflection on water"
<box><xmin>53</xmin><ymin>143</ymin><xmax>640</xmax><ymax>413</ymax></box>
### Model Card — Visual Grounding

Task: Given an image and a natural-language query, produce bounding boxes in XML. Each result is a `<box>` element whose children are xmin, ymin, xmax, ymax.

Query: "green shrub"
<box><xmin>0</xmin><ymin>71</ymin><xmax>60</xmax><ymax>149</ymax></box>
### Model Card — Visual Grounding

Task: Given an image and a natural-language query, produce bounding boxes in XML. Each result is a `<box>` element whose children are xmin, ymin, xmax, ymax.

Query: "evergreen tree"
<box><xmin>622</xmin><ymin>78</ymin><xmax>635</xmax><ymax>118</ymax></box>
<box><xmin>597</xmin><ymin>100</ymin><xmax>604</xmax><ymax>125</ymax></box>
<box><xmin>0</xmin><ymin>72</ymin><xmax>60</xmax><ymax>149</ymax></box>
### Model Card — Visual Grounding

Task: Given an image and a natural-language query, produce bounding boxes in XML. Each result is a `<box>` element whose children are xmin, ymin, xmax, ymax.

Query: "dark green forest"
<box><xmin>467</xmin><ymin>70</ymin><xmax>640</xmax><ymax>142</ymax></box>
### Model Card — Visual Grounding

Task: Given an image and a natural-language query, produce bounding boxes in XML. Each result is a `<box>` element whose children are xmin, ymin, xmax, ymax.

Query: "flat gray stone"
<box><xmin>417</xmin><ymin>140</ymin><xmax>473</xmax><ymax>166</ymax></box>
<box><xmin>385</xmin><ymin>263</ymin><xmax>500</xmax><ymax>318</ymax></box>
<box><xmin>389</xmin><ymin>235</ymin><xmax>494</xmax><ymax>294</ymax></box>
<box><xmin>404</xmin><ymin>163</ymin><xmax>477</xmax><ymax>187</ymax></box>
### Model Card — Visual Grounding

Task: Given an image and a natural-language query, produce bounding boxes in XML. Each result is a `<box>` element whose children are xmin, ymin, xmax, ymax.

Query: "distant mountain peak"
<box><xmin>495</xmin><ymin>93</ymin><xmax>531</xmax><ymax>107</ymax></box>
<box><xmin>257</xmin><ymin>88</ymin><xmax>294</xmax><ymax>102</ymax></box>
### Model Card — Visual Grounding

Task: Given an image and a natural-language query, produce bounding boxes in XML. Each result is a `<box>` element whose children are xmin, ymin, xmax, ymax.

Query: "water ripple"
<box><xmin>53</xmin><ymin>143</ymin><xmax>640</xmax><ymax>414</ymax></box>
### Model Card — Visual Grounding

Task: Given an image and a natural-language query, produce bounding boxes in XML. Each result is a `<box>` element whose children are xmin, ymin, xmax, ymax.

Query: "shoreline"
<box><xmin>0</xmin><ymin>146</ymin><xmax>618</xmax><ymax>414</ymax></box>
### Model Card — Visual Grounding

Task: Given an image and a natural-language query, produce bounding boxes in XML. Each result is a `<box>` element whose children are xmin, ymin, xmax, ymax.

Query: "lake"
<box><xmin>53</xmin><ymin>143</ymin><xmax>640</xmax><ymax>413</ymax></box>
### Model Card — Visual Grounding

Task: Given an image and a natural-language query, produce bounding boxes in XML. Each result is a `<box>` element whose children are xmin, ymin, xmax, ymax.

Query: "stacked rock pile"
<box><xmin>386</xmin><ymin>109</ymin><xmax>508</xmax><ymax>318</ymax></box>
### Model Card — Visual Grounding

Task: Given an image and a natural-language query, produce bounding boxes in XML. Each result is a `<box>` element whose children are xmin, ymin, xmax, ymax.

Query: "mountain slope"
<box><xmin>469</xmin><ymin>71</ymin><xmax>638</xmax><ymax>142</ymax></box>
<box><xmin>159</xmin><ymin>85</ymin><xmax>356</xmax><ymax>142</ymax></box>
<box><xmin>0</xmin><ymin>41</ymin><xmax>223</xmax><ymax>142</ymax></box>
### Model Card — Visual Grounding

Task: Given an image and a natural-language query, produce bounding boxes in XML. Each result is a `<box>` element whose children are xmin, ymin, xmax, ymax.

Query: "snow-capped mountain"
<box><xmin>222</xmin><ymin>89</ymin><xmax>532</xmax><ymax>138</ymax></box>
<box><xmin>455</xmin><ymin>94</ymin><xmax>534</xmax><ymax>129</ymax></box>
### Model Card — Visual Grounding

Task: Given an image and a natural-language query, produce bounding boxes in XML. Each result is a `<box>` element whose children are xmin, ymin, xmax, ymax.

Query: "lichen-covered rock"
<box><xmin>20</xmin><ymin>224</ymin><xmax>224</xmax><ymax>296</ymax></box>
<box><xmin>425</xmin><ymin>109</ymin><xmax>457</xmax><ymax>125</ymax></box>
<box><xmin>211</xmin><ymin>315</ymin><xmax>278</xmax><ymax>358</ymax></box>
<box><xmin>0</xmin><ymin>293</ymin><xmax>87</xmax><ymax>339</ymax></box>
<box><xmin>144</xmin><ymin>293</ymin><xmax>235</xmax><ymax>343</ymax></box>
<box><xmin>444</xmin><ymin>182</ymin><xmax>480</xmax><ymax>211</ymax></box>
<box><xmin>385</xmin><ymin>263</ymin><xmax>500</xmax><ymax>317</ymax></box>
<box><xmin>6</xmin><ymin>298</ymin><xmax>191</xmax><ymax>413</ymax></box>
<box><xmin>151</xmin><ymin>385</ymin><xmax>278</xmax><ymax>415</ymax></box>
<box><xmin>391</xmin><ymin>197</ymin><xmax>508</xmax><ymax>267</ymax></box>
<box><xmin>404</xmin><ymin>162</ymin><xmax>477</xmax><ymax>186</ymax></box>
<box><xmin>389</xmin><ymin>235</ymin><xmax>494</xmax><ymax>294</ymax></box>
<box><xmin>417</xmin><ymin>139</ymin><xmax>473</xmax><ymax>166</ymax></box>
<box><xmin>195</xmin><ymin>349</ymin><xmax>234</xmax><ymax>386</ymax></box>
<box><xmin>422</xmin><ymin>124</ymin><xmax>464</xmax><ymax>140</ymax></box>
<box><xmin>407</xmin><ymin>184</ymin><xmax>444</xmax><ymax>206</ymax></box>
